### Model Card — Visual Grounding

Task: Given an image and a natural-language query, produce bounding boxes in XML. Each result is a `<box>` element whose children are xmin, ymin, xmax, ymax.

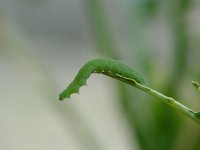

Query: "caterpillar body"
<box><xmin>59</xmin><ymin>58</ymin><xmax>145</xmax><ymax>100</ymax></box>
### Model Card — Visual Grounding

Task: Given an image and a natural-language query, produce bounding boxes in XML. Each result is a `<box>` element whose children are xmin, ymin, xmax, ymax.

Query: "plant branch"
<box><xmin>59</xmin><ymin>58</ymin><xmax>200</xmax><ymax>125</ymax></box>
<box><xmin>132</xmin><ymin>81</ymin><xmax>200</xmax><ymax>124</ymax></box>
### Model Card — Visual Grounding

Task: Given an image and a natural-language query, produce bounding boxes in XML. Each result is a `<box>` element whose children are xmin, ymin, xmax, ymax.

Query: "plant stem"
<box><xmin>132</xmin><ymin>82</ymin><xmax>200</xmax><ymax>124</ymax></box>
<box><xmin>192</xmin><ymin>81</ymin><xmax>200</xmax><ymax>93</ymax></box>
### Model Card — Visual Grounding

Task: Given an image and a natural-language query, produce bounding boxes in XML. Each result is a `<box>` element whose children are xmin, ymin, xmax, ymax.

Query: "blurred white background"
<box><xmin>0</xmin><ymin>0</ymin><xmax>139</xmax><ymax>150</ymax></box>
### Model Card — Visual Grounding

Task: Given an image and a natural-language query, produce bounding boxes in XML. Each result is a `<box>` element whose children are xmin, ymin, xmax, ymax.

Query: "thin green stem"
<box><xmin>192</xmin><ymin>81</ymin><xmax>200</xmax><ymax>93</ymax></box>
<box><xmin>132</xmin><ymin>82</ymin><xmax>200</xmax><ymax>124</ymax></box>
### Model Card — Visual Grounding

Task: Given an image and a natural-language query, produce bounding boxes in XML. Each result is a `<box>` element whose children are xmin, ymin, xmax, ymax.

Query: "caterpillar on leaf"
<box><xmin>59</xmin><ymin>58</ymin><xmax>145</xmax><ymax>100</ymax></box>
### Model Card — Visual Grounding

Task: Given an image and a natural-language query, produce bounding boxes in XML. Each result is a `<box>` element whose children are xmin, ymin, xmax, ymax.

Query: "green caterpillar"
<box><xmin>59</xmin><ymin>58</ymin><xmax>145</xmax><ymax>100</ymax></box>
<box><xmin>58</xmin><ymin>58</ymin><xmax>200</xmax><ymax>125</ymax></box>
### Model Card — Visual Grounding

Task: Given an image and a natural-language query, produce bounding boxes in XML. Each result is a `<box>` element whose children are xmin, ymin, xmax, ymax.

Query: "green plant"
<box><xmin>59</xmin><ymin>58</ymin><xmax>200</xmax><ymax>124</ymax></box>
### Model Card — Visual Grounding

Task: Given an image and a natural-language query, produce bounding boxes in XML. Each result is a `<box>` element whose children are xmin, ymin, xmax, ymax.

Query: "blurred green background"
<box><xmin>1</xmin><ymin>0</ymin><xmax>200</xmax><ymax>150</ymax></box>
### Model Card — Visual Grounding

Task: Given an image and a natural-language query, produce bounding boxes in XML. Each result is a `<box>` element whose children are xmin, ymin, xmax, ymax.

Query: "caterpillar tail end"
<box><xmin>59</xmin><ymin>88</ymin><xmax>74</xmax><ymax>101</ymax></box>
<box><xmin>59</xmin><ymin>80</ymin><xmax>87</xmax><ymax>101</ymax></box>
<box><xmin>59</xmin><ymin>92</ymin><xmax>69</xmax><ymax>101</ymax></box>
